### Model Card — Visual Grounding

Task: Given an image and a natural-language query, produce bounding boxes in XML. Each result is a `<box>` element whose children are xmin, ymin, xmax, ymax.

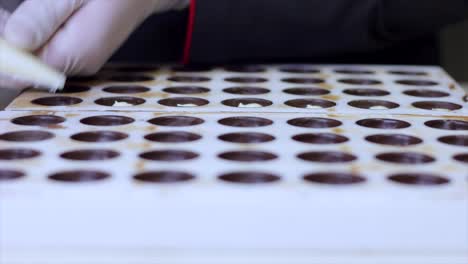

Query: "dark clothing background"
<box><xmin>112</xmin><ymin>0</ymin><xmax>468</xmax><ymax>65</ymax></box>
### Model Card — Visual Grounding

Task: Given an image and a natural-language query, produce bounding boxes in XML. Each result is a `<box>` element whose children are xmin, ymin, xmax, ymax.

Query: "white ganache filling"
<box><xmin>369</xmin><ymin>106</ymin><xmax>389</xmax><ymax>110</ymax></box>
<box><xmin>238</xmin><ymin>103</ymin><xmax>263</xmax><ymax>108</ymax></box>
<box><xmin>306</xmin><ymin>104</ymin><xmax>323</xmax><ymax>109</ymax></box>
<box><xmin>112</xmin><ymin>101</ymin><xmax>134</xmax><ymax>107</ymax></box>
<box><xmin>177</xmin><ymin>103</ymin><xmax>198</xmax><ymax>107</ymax></box>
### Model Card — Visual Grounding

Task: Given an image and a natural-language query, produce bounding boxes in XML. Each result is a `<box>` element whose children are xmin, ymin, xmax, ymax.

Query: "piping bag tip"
<box><xmin>0</xmin><ymin>38</ymin><xmax>66</xmax><ymax>93</ymax></box>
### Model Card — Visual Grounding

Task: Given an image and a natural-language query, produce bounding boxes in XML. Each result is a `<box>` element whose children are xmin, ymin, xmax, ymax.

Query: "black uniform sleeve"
<box><xmin>187</xmin><ymin>0</ymin><xmax>467</xmax><ymax>64</ymax></box>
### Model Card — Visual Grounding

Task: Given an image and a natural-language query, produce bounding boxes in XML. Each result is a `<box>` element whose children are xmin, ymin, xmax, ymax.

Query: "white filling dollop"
<box><xmin>431</xmin><ymin>108</ymin><xmax>450</xmax><ymax>111</ymax></box>
<box><xmin>112</xmin><ymin>101</ymin><xmax>134</xmax><ymax>107</ymax></box>
<box><xmin>238</xmin><ymin>103</ymin><xmax>263</xmax><ymax>108</ymax></box>
<box><xmin>177</xmin><ymin>103</ymin><xmax>198</xmax><ymax>107</ymax></box>
<box><xmin>369</xmin><ymin>106</ymin><xmax>389</xmax><ymax>110</ymax></box>
<box><xmin>306</xmin><ymin>104</ymin><xmax>323</xmax><ymax>109</ymax></box>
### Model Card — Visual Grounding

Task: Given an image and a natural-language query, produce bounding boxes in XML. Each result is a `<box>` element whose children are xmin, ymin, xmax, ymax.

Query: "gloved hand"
<box><xmin>1</xmin><ymin>4</ymin><xmax>30</xmax><ymax>90</ymax></box>
<box><xmin>2</xmin><ymin>0</ymin><xmax>189</xmax><ymax>76</ymax></box>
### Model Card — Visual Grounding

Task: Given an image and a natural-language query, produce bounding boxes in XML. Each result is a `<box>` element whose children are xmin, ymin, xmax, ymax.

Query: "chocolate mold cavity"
<box><xmin>12</xmin><ymin>115</ymin><xmax>65</xmax><ymax>127</ymax></box>
<box><xmin>80</xmin><ymin>115</ymin><xmax>135</xmax><ymax>126</ymax></box>
<box><xmin>292</xmin><ymin>133</ymin><xmax>349</xmax><ymax>144</ymax></box>
<box><xmin>49</xmin><ymin>170</ymin><xmax>110</xmax><ymax>182</ymax></box>
<box><xmin>376</xmin><ymin>152</ymin><xmax>435</xmax><ymax>164</ymax></box>
<box><xmin>219</xmin><ymin>172</ymin><xmax>280</xmax><ymax>184</ymax></box>
<box><xmin>438</xmin><ymin>135</ymin><xmax>468</xmax><ymax>147</ymax></box>
<box><xmin>388</xmin><ymin>173</ymin><xmax>449</xmax><ymax>186</ymax></box>
<box><xmin>58</xmin><ymin>85</ymin><xmax>91</xmax><ymax>93</ymax></box>
<box><xmin>453</xmin><ymin>153</ymin><xmax>468</xmax><ymax>163</ymax></box>
<box><xmin>283</xmin><ymin>87</ymin><xmax>330</xmax><ymax>96</ymax></box>
<box><xmin>218</xmin><ymin>132</ymin><xmax>275</xmax><ymax>144</ymax></box>
<box><xmin>168</xmin><ymin>76</ymin><xmax>211</xmax><ymax>83</ymax></box>
<box><xmin>334</xmin><ymin>69</ymin><xmax>375</xmax><ymax>75</ymax></box>
<box><xmin>71</xmin><ymin>131</ymin><xmax>128</xmax><ymax>143</ymax></box>
<box><xmin>0</xmin><ymin>170</ymin><xmax>25</xmax><ymax>181</ymax></box>
<box><xmin>219</xmin><ymin>117</ymin><xmax>273</xmax><ymax>127</ymax></box>
<box><xmin>223</xmin><ymin>87</ymin><xmax>270</xmax><ymax>95</ymax></box>
<box><xmin>148</xmin><ymin>116</ymin><xmax>204</xmax><ymax>127</ymax></box>
<box><xmin>365</xmin><ymin>134</ymin><xmax>423</xmax><ymax>146</ymax></box>
<box><xmin>95</xmin><ymin>97</ymin><xmax>145</xmax><ymax>106</ymax></box>
<box><xmin>424</xmin><ymin>120</ymin><xmax>468</xmax><ymax>130</ymax></box>
<box><xmin>163</xmin><ymin>86</ymin><xmax>210</xmax><ymax>94</ymax></box>
<box><xmin>304</xmin><ymin>172</ymin><xmax>366</xmax><ymax>184</ymax></box>
<box><xmin>218</xmin><ymin>151</ymin><xmax>278</xmax><ymax>162</ymax></box>
<box><xmin>348</xmin><ymin>100</ymin><xmax>399</xmax><ymax>110</ymax></box>
<box><xmin>103</xmin><ymin>85</ymin><xmax>150</xmax><ymax>94</ymax></box>
<box><xmin>144</xmin><ymin>132</ymin><xmax>202</xmax><ymax>143</ymax></box>
<box><xmin>288</xmin><ymin>117</ymin><xmax>342</xmax><ymax>128</ymax></box>
<box><xmin>222</xmin><ymin>98</ymin><xmax>273</xmax><ymax>108</ymax></box>
<box><xmin>356</xmin><ymin>118</ymin><xmax>411</xmax><ymax>129</ymax></box>
<box><xmin>225</xmin><ymin>77</ymin><xmax>268</xmax><ymax>83</ymax></box>
<box><xmin>343</xmin><ymin>88</ymin><xmax>390</xmax><ymax>97</ymax></box>
<box><xmin>0</xmin><ymin>131</ymin><xmax>54</xmax><ymax>142</ymax></box>
<box><xmin>158</xmin><ymin>97</ymin><xmax>209</xmax><ymax>107</ymax></box>
<box><xmin>282</xmin><ymin>78</ymin><xmax>325</xmax><ymax>84</ymax></box>
<box><xmin>298</xmin><ymin>151</ymin><xmax>357</xmax><ymax>163</ymax></box>
<box><xmin>134</xmin><ymin>171</ymin><xmax>195</xmax><ymax>183</ymax></box>
<box><xmin>32</xmin><ymin>96</ymin><xmax>82</xmax><ymax>106</ymax></box>
<box><xmin>60</xmin><ymin>149</ymin><xmax>120</xmax><ymax>161</ymax></box>
<box><xmin>285</xmin><ymin>98</ymin><xmax>336</xmax><ymax>109</ymax></box>
<box><xmin>388</xmin><ymin>70</ymin><xmax>427</xmax><ymax>76</ymax></box>
<box><xmin>403</xmin><ymin>89</ymin><xmax>449</xmax><ymax>98</ymax></box>
<box><xmin>338</xmin><ymin>79</ymin><xmax>382</xmax><ymax>85</ymax></box>
<box><xmin>0</xmin><ymin>148</ymin><xmax>41</xmax><ymax>160</ymax></box>
<box><xmin>412</xmin><ymin>101</ymin><xmax>462</xmax><ymax>111</ymax></box>
<box><xmin>139</xmin><ymin>150</ymin><xmax>199</xmax><ymax>161</ymax></box>
<box><xmin>396</xmin><ymin>80</ymin><xmax>438</xmax><ymax>86</ymax></box>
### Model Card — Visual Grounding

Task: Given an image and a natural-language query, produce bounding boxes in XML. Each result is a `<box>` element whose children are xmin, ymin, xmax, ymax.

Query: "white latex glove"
<box><xmin>0</xmin><ymin>5</ymin><xmax>30</xmax><ymax>90</ymax></box>
<box><xmin>3</xmin><ymin>0</ymin><xmax>189</xmax><ymax>76</ymax></box>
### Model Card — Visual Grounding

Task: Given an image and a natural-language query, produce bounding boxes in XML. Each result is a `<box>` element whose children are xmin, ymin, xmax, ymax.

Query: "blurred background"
<box><xmin>442</xmin><ymin>11</ymin><xmax>468</xmax><ymax>82</ymax></box>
